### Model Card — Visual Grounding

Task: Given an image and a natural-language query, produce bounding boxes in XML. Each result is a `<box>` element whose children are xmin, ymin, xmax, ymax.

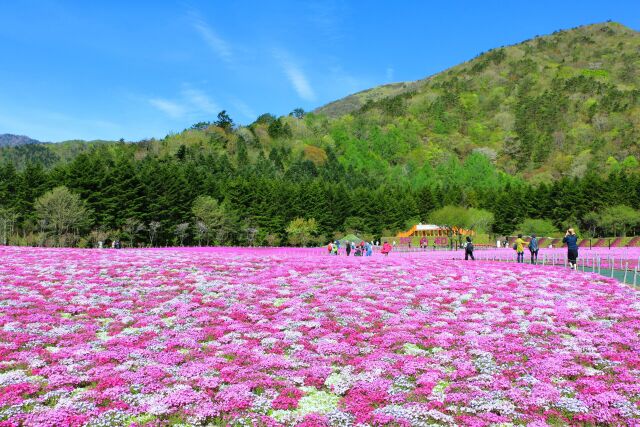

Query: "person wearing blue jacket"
<box><xmin>528</xmin><ymin>234</ymin><xmax>539</xmax><ymax>264</ymax></box>
<box><xmin>365</xmin><ymin>242</ymin><xmax>373</xmax><ymax>256</ymax></box>
<box><xmin>562</xmin><ymin>228</ymin><xmax>579</xmax><ymax>270</ymax></box>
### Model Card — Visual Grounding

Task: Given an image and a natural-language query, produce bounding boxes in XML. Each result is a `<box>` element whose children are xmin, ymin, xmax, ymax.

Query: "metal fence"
<box><xmin>473</xmin><ymin>251</ymin><xmax>640</xmax><ymax>287</ymax></box>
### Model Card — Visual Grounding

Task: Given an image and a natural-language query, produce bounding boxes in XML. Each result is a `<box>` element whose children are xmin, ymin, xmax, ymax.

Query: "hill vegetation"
<box><xmin>0</xmin><ymin>22</ymin><xmax>639</xmax><ymax>247</ymax></box>
<box><xmin>317</xmin><ymin>21</ymin><xmax>640</xmax><ymax>180</ymax></box>
<box><xmin>0</xmin><ymin>134</ymin><xmax>41</xmax><ymax>147</ymax></box>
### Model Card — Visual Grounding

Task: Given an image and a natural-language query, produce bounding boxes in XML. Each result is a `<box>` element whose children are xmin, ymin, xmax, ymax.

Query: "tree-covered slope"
<box><xmin>315</xmin><ymin>21</ymin><xmax>640</xmax><ymax>180</ymax></box>
<box><xmin>0</xmin><ymin>134</ymin><xmax>41</xmax><ymax>147</ymax></box>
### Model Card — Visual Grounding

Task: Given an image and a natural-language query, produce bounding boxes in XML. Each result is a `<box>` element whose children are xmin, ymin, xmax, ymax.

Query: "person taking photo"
<box><xmin>562</xmin><ymin>228</ymin><xmax>579</xmax><ymax>270</ymax></box>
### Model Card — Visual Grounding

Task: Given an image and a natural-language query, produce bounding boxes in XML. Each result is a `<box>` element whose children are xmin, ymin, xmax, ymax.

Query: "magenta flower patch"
<box><xmin>0</xmin><ymin>246</ymin><xmax>639</xmax><ymax>425</ymax></box>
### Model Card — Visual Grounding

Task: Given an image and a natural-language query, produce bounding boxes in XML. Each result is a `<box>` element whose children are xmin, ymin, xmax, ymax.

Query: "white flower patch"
<box><xmin>555</xmin><ymin>396</ymin><xmax>589</xmax><ymax>414</ymax></box>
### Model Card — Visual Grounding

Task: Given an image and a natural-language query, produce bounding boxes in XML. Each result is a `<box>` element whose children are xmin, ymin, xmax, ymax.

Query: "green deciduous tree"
<box><xmin>147</xmin><ymin>221</ymin><xmax>161</xmax><ymax>247</ymax></box>
<box><xmin>429</xmin><ymin>205</ymin><xmax>470</xmax><ymax>229</ymax></box>
<box><xmin>191</xmin><ymin>195</ymin><xmax>237</xmax><ymax>245</ymax></box>
<box><xmin>582</xmin><ymin>211</ymin><xmax>601</xmax><ymax>237</ymax></box>
<box><xmin>286</xmin><ymin>218</ymin><xmax>318</xmax><ymax>247</ymax></box>
<box><xmin>468</xmin><ymin>208</ymin><xmax>495</xmax><ymax>233</ymax></box>
<box><xmin>35</xmin><ymin>186</ymin><xmax>91</xmax><ymax>246</ymax></box>
<box><xmin>0</xmin><ymin>208</ymin><xmax>18</xmax><ymax>245</ymax></box>
<box><xmin>516</xmin><ymin>218</ymin><xmax>559</xmax><ymax>237</ymax></box>
<box><xmin>174</xmin><ymin>222</ymin><xmax>189</xmax><ymax>246</ymax></box>
<box><xmin>599</xmin><ymin>205</ymin><xmax>640</xmax><ymax>237</ymax></box>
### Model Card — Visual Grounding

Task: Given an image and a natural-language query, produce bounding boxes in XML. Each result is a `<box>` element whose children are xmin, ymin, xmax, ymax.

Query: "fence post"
<box><xmin>634</xmin><ymin>268</ymin><xmax>638</xmax><ymax>287</ymax></box>
<box><xmin>542</xmin><ymin>255</ymin><xmax>546</xmax><ymax>266</ymax></box>
<box><xmin>622</xmin><ymin>263</ymin><xmax>629</xmax><ymax>283</ymax></box>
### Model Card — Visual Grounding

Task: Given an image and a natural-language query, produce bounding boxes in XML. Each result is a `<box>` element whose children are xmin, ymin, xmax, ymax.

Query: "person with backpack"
<box><xmin>354</xmin><ymin>245</ymin><xmax>362</xmax><ymax>256</ymax></box>
<box><xmin>529</xmin><ymin>233</ymin><xmax>539</xmax><ymax>264</ymax></box>
<box><xmin>464</xmin><ymin>236</ymin><xmax>475</xmax><ymax>260</ymax></box>
<box><xmin>345</xmin><ymin>241</ymin><xmax>351</xmax><ymax>256</ymax></box>
<box><xmin>514</xmin><ymin>234</ymin><xmax>526</xmax><ymax>263</ymax></box>
<box><xmin>563</xmin><ymin>228</ymin><xmax>579</xmax><ymax>270</ymax></box>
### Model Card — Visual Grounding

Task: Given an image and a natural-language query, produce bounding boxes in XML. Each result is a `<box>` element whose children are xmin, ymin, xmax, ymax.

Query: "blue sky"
<box><xmin>0</xmin><ymin>1</ymin><xmax>638</xmax><ymax>142</ymax></box>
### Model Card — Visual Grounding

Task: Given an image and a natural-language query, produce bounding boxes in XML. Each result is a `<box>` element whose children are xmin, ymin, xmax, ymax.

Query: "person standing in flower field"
<box><xmin>528</xmin><ymin>233</ymin><xmax>539</xmax><ymax>264</ymax></box>
<box><xmin>464</xmin><ymin>236</ymin><xmax>475</xmax><ymax>260</ymax></box>
<box><xmin>327</xmin><ymin>241</ymin><xmax>333</xmax><ymax>255</ymax></box>
<box><xmin>381</xmin><ymin>241</ymin><xmax>392</xmax><ymax>256</ymax></box>
<box><xmin>354</xmin><ymin>244</ymin><xmax>362</xmax><ymax>256</ymax></box>
<box><xmin>563</xmin><ymin>228</ymin><xmax>579</xmax><ymax>270</ymax></box>
<box><xmin>345</xmin><ymin>241</ymin><xmax>351</xmax><ymax>256</ymax></box>
<box><xmin>514</xmin><ymin>234</ymin><xmax>527</xmax><ymax>263</ymax></box>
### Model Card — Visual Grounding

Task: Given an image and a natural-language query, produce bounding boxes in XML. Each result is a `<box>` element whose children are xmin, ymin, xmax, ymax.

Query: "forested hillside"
<box><xmin>316</xmin><ymin>21</ymin><xmax>640</xmax><ymax>180</ymax></box>
<box><xmin>0</xmin><ymin>134</ymin><xmax>41</xmax><ymax>147</ymax></box>
<box><xmin>0</xmin><ymin>22</ymin><xmax>639</xmax><ymax>247</ymax></box>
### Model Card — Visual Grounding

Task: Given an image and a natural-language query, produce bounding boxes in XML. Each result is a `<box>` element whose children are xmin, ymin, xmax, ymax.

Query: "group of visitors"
<box><xmin>513</xmin><ymin>229</ymin><xmax>579</xmax><ymax>269</ymax></box>
<box><xmin>465</xmin><ymin>228</ymin><xmax>579</xmax><ymax>270</ymax></box>
<box><xmin>97</xmin><ymin>240</ymin><xmax>121</xmax><ymax>249</ymax></box>
<box><xmin>328</xmin><ymin>240</ymin><xmax>373</xmax><ymax>256</ymax></box>
<box><xmin>513</xmin><ymin>234</ymin><xmax>538</xmax><ymax>264</ymax></box>
<box><xmin>327</xmin><ymin>240</ymin><xmax>394</xmax><ymax>257</ymax></box>
<box><xmin>326</xmin><ymin>228</ymin><xmax>580</xmax><ymax>269</ymax></box>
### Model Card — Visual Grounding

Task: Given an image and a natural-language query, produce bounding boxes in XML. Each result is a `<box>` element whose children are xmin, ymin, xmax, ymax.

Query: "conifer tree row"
<box><xmin>0</xmin><ymin>148</ymin><xmax>638</xmax><ymax>246</ymax></box>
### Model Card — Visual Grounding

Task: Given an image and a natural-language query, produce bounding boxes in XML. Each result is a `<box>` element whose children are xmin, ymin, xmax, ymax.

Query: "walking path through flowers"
<box><xmin>1</xmin><ymin>246</ymin><xmax>640</xmax><ymax>426</ymax></box>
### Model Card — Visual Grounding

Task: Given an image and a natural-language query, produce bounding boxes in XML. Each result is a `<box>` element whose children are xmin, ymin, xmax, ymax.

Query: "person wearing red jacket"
<box><xmin>381</xmin><ymin>241</ymin><xmax>392</xmax><ymax>256</ymax></box>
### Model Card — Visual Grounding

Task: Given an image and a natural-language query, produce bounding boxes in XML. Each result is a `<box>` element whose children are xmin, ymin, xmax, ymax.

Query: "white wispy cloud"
<box><xmin>327</xmin><ymin>66</ymin><xmax>371</xmax><ymax>95</ymax></box>
<box><xmin>192</xmin><ymin>17</ymin><xmax>233</xmax><ymax>63</ymax></box>
<box><xmin>181</xmin><ymin>88</ymin><xmax>219</xmax><ymax>115</ymax></box>
<box><xmin>386</xmin><ymin>67</ymin><xmax>395</xmax><ymax>82</ymax></box>
<box><xmin>231</xmin><ymin>98</ymin><xmax>257</xmax><ymax>121</ymax></box>
<box><xmin>148</xmin><ymin>86</ymin><xmax>220</xmax><ymax>120</ymax></box>
<box><xmin>274</xmin><ymin>49</ymin><xmax>316</xmax><ymax>102</ymax></box>
<box><xmin>149</xmin><ymin>98</ymin><xmax>186</xmax><ymax>119</ymax></box>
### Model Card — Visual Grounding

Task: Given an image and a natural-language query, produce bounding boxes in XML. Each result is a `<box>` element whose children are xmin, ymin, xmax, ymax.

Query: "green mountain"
<box><xmin>3</xmin><ymin>21</ymin><xmax>639</xmax><ymax>181</ymax></box>
<box><xmin>314</xmin><ymin>21</ymin><xmax>640</xmax><ymax>181</ymax></box>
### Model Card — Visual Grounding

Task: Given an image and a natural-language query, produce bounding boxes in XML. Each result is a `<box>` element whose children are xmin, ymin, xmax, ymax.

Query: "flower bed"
<box><xmin>1</xmin><ymin>247</ymin><xmax>640</xmax><ymax>425</ymax></box>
